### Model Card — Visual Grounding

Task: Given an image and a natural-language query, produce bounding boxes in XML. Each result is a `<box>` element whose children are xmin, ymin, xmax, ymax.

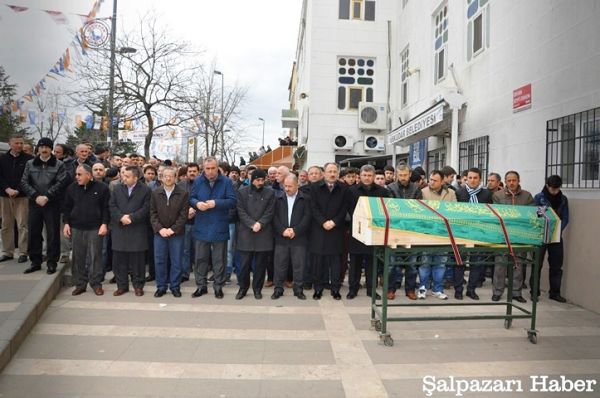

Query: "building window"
<box><xmin>400</xmin><ymin>45</ymin><xmax>409</xmax><ymax>107</ymax></box>
<box><xmin>337</xmin><ymin>57</ymin><xmax>375</xmax><ymax>111</ymax></box>
<box><xmin>459</xmin><ymin>135</ymin><xmax>489</xmax><ymax>178</ymax></box>
<box><xmin>467</xmin><ymin>0</ymin><xmax>490</xmax><ymax>61</ymax></box>
<box><xmin>433</xmin><ymin>3</ymin><xmax>448</xmax><ymax>84</ymax></box>
<box><xmin>428</xmin><ymin>148</ymin><xmax>446</xmax><ymax>174</ymax></box>
<box><xmin>546</xmin><ymin>107</ymin><xmax>600</xmax><ymax>189</ymax></box>
<box><xmin>339</xmin><ymin>0</ymin><xmax>375</xmax><ymax>21</ymax></box>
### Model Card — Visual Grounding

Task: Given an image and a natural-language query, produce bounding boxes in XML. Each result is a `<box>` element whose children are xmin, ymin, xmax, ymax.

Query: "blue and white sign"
<box><xmin>408</xmin><ymin>138</ymin><xmax>428</xmax><ymax>169</ymax></box>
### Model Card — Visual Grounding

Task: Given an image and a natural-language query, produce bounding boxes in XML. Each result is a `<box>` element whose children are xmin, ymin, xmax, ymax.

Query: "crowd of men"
<box><xmin>0</xmin><ymin>135</ymin><xmax>569</xmax><ymax>304</ymax></box>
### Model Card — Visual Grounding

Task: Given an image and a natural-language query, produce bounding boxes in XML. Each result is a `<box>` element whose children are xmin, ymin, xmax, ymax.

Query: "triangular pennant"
<box><xmin>44</xmin><ymin>10</ymin><xmax>69</xmax><ymax>25</ymax></box>
<box><xmin>6</xmin><ymin>5</ymin><xmax>28</xmax><ymax>12</ymax></box>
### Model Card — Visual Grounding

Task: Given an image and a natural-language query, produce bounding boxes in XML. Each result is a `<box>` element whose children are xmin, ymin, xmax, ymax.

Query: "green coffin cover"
<box><xmin>367</xmin><ymin>198</ymin><xmax>560</xmax><ymax>246</ymax></box>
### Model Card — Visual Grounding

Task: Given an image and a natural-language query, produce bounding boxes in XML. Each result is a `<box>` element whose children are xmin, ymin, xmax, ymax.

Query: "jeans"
<box><xmin>226</xmin><ymin>223</ymin><xmax>236</xmax><ymax>276</ymax></box>
<box><xmin>154</xmin><ymin>234</ymin><xmax>184</xmax><ymax>291</ymax></box>
<box><xmin>419</xmin><ymin>255</ymin><xmax>447</xmax><ymax>293</ymax></box>
<box><xmin>181</xmin><ymin>224</ymin><xmax>195</xmax><ymax>279</ymax></box>
<box><xmin>388</xmin><ymin>254</ymin><xmax>418</xmax><ymax>293</ymax></box>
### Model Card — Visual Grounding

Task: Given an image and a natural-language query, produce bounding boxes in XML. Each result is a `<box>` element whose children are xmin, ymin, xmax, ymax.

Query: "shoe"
<box><xmin>285</xmin><ymin>281</ymin><xmax>293</xmax><ymax>288</ymax></box>
<box><xmin>71</xmin><ymin>287</ymin><xmax>86</xmax><ymax>296</ymax></box>
<box><xmin>253</xmin><ymin>291</ymin><xmax>262</xmax><ymax>300</ymax></box>
<box><xmin>134</xmin><ymin>288</ymin><xmax>144</xmax><ymax>297</ymax></box>
<box><xmin>387</xmin><ymin>291</ymin><xmax>396</xmax><ymax>300</ymax></box>
<box><xmin>23</xmin><ymin>264</ymin><xmax>42</xmax><ymax>274</ymax></box>
<box><xmin>466</xmin><ymin>291</ymin><xmax>480</xmax><ymax>300</ymax></box>
<box><xmin>154</xmin><ymin>289</ymin><xmax>166</xmax><ymax>298</ymax></box>
<box><xmin>313</xmin><ymin>290</ymin><xmax>322</xmax><ymax>300</ymax></box>
<box><xmin>215</xmin><ymin>289</ymin><xmax>224</xmax><ymax>299</ymax></box>
<box><xmin>417</xmin><ymin>288</ymin><xmax>427</xmax><ymax>299</ymax></box>
<box><xmin>476</xmin><ymin>281</ymin><xmax>484</xmax><ymax>288</ymax></box>
<box><xmin>17</xmin><ymin>255</ymin><xmax>28</xmax><ymax>263</ymax></box>
<box><xmin>145</xmin><ymin>275</ymin><xmax>155</xmax><ymax>282</ymax></box>
<box><xmin>513</xmin><ymin>296</ymin><xmax>527</xmax><ymax>303</ymax></box>
<box><xmin>332</xmin><ymin>291</ymin><xmax>341</xmax><ymax>300</ymax></box>
<box><xmin>522</xmin><ymin>283</ymin><xmax>528</xmax><ymax>290</ymax></box>
<box><xmin>46</xmin><ymin>263</ymin><xmax>57</xmax><ymax>274</ymax></box>
<box><xmin>443</xmin><ymin>280</ymin><xmax>452</xmax><ymax>290</ymax></box>
<box><xmin>295</xmin><ymin>292</ymin><xmax>307</xmax><ymax>300</ymax></box>
<box><xmin>549</xmin><ymin>294</ymin><xmax>567</xmax><ymax>303</ymax></box>
<box><xmin>192</xmin><ymin>287</ymin><xmax>208</xmax><ymax>298</ymax></box>
<box><xmin>0</xmin><ymin>255</ymin><xmax>13</xmax><ymax>262</ymax></box>
<box><xmin>264</xmin><ymin>280</ymin><xmax>274</xmax><ymax>287</ymax></box>
<box><xmin>208</xmin><ymin>275</ymin><xmax>215</xmax><ymax>282</ymax></box>
<box><xmin>491</xmin><ymin>295</ymin><xmax>501</xmax><ymax>302</ymax></box>
<box><xmin>271</xmin><ymin>291</ymin><xmax>282</xmax><ymax>300</ymax></box>
<box><xmin>94</xmin><ymin>287</ymin><xmax>104</xmax><ymax>296</ymax></box>
<box><xmin>346</xmin><ymin>291</ymin><xmax>357</xmax><ymax>299</ymax></box>
<box><xmin>303</xmin><ymin>282</ymin><xmax>312</xmax><ymax>290</ymax></box>
<box><xmin>225</xmin><ymin>274</ymin><xmax>232</xmax><ymax>285</ymax></box>
<box><xmin>367</xmin><ymin>292</ymin><xmax>381</xmax><ymax>300</ymax></box>
<box><xmin>235</xmin><ymin>289</ymin><xmax>247</xmax><ymax>300</ymax></box>
<box><xmin>109</xmin><ymin>276</ymin><xmax>116</xmax><ymax>284</ymax></box>
<box><xmin>181</xmin><ymin>276</ymin><xmax>189</xmax><ymax>282</ymax></box>
<box><xmin>454</xmin><ymin>292</ymin><xmax>463</xmax><ymax>300</ymax></box>
<box><xmin>433</xmin><ymin>291</ymin><xmax>448</xmax><ymax>300</ymax></box>
<box><xmin>113</xmin><ymin>288</ymin><xmax>129</xmax><ymax>296</ymax></box>
<box><xmin>171</xmin><ymin>289</ymin><xmax>182</xmax><ymax>298</ymax></box>
<box><xmin>406</xmin><ymin>291</ymin><xmax>417</xmax><ymax>300</ymax></box>
<box><xmin>59</xmin><ymin>254</ymin><xmax>69</xmax><ymax>263</ymax></box>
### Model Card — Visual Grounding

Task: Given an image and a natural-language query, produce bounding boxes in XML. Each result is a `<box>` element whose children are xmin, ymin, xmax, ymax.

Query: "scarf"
<box><xmin>465</xmin><ymin>185</ymin><xmax>482</xmax><ymax>203</ymax></box>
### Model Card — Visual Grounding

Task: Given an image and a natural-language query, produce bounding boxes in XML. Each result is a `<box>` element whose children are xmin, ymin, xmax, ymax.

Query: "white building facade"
<box><xmin>287</xmin><ymin>0</ymin><xmax>600</xmax><ymax>311</ymax></box>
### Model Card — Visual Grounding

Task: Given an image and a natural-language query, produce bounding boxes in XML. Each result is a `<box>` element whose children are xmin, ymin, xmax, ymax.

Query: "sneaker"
<box><xmin>432</xmin><ymin>291</ymin><xmax>448</xmax><ymax>300</ymax></box>
<box><xmin>417</xmin><ymin>288</ymin><xmax>427</xmax><ymax>299</ymax></box>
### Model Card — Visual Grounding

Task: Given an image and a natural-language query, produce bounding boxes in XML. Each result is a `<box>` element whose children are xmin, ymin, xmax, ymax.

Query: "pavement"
<box><xmin>0</xmin><ymin>264</ymin><xmax>599</xmax><ymax>397</ymax></box>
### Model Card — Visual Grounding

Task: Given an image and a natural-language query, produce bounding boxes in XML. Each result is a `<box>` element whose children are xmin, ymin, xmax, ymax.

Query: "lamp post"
<box><xmin>258</xmin><ymin>117</ymin><xmax>265</xmax><ymax>148</ymax></box>
<box><xmin>213</xmin><ymin>70</ymin><xmax>225</xmax><ymax>159</ymax></box>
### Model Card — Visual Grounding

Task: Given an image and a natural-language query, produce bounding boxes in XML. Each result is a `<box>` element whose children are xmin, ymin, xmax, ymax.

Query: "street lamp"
<box><xmin>213</xmin><ymin>70</ymin><xmax>225</xmax><ymax>158</ymax></box>
<box><xmin>258</xmin><ymin>117</ymin><xmax>265</xmax><ymax>148</ymax></box>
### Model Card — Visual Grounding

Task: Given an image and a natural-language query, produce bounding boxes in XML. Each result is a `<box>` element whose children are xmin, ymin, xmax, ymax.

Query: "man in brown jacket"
<box><xmin>491</xmin><ymin>170</ymin><xmax>533</xmax><ymax>303</ymax></box>
<box><xmin>150</xmin><ymin>167</ymin><xmax>189</xmax><ymax>298</ymax></box>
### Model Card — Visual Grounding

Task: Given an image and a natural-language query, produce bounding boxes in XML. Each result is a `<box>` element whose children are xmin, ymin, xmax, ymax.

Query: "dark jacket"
<box><xmin>190</xmin><ymin>173</ymin><xmax>237</xmax><ymax>242</ymax></box>
<box><xmin>63</xmin><ymin>180</ymin><xmax>110</xmax><ymax>230</ymax></box>
<box><xmin>534</xmin><ymin>189</ymin><xmax>569</xmax><ymax>232</ymax></box>
<box><xmin>387</xmin><ymin>181</ymin><xmax>422</xmax><ymax>199</ymax></box>
<box><xmin>20</xmin><ymin>155</ymin><xmax>67</xmax><ymax>204</ymax></box>
<box><xmin>109</xmin><ymin>182</ymin><xmax>151</xmax><ymax>252</ymax></box>
<box><xmin>64</xmin><ymin>157</ymin><xmax>95</xmax><ymax>186</ymax></box>
<box><xmin>150</xmin><ymin>184</ymin><xmax>190</xmax><ymax>236</ymax></box>
<box><xmin>228</xmin><ymin>178</ymin><xmax>243</xmax><ymax>223</ymax></box>
<box><xmin>347</xmin><ymin>182</ymin><xmax>390</xmax><ymax>254</ymax></box>
<box><xmin>236</xmin><ymin>185</ymin><xmax>276</xmax><ymax>252</ymax></box>
<box><xmin>309</xmin><ymin>180</ymin><xmax>349</xmax><ymax>255</ymax></box>
<box><xmin>273</xmin><ymin>190</ymin><xmax>311</xmax><ymax>247</ymax></box>
<box><xmin>177</xmin><ymin>179</ymin><xmax>196</xmax><ymax>225</ymax></box>
<box><xmin>0</xmin><ymin>151</ymin><xmax>34</xmax><ymax>197</ymax></box>
<box><xmin>455</xmin><ymin>186</ymin><xmax>494</xmax><ymax>204</ymax></box>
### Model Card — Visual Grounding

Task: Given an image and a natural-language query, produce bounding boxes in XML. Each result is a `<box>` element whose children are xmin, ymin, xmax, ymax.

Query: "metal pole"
<box><xmin>220</xmin><ymin>73</ymin><xmax>225</xmax><ymax>159</ymax></box>
<box><xmin>262</xmin><ymin>121</ymin><xmax>265</xmax><ymax>148</ymax></box>
<box><xmin>107</xmin><ymin>0</ymin><xmax>118</xmax><ymax>145</ymax></box>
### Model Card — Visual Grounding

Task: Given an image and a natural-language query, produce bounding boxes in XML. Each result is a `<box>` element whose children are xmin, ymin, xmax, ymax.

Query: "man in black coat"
<box><xmin>235</xmin><ymin>169</ymin><xmax>276</xmax><ymax>300</ymax></box>
<box><xmin>63</xmin><ymin>164</ymin><xmax>110</xmax><ymax>296</ymax></box>
<box><xmin>347</xmin><ymin>165</ymin><xmax>390</xmax><ymax>299</ymax></box>
<box><xmin>272</xmin><ymin>174</ymin><xmax>311</xmax><ymax>300</ymax></box>
<box><xmin>309</xmin><ymin>162</ymin><xmax>349</xmax><ymax>300</ymax></box>
<box><xmin>20</xmin><ymin>137</ymin><xmax>67</xmax><ymax>274</ymax></box>
<box><xmin>109</xmin><ymin>166</ymin><xmax>151</xmax><ymax>297</ymax></box>
<box><xmin>454</xmin><ymin>167</ymin><xmax>493</xmax><ymax>301</ymax></box>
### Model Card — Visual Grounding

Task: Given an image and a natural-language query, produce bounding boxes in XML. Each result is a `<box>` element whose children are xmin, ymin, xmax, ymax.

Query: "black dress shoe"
<box><xmin>17</xmin><ymin>255</ymin><xmax>28</xmax><ymax>263</ymax></box>
<box><xmin>145</xmin><ymin>275</ymin><xmax>155</xmax><ymax>282</ymax></box>
<box><xmin>271</xmin><ymin>291</ymin><xmax>282</xmax><ymax>300</ymax></box>
<box><xmin>466</xmin><ymin>291</ymin><xmax>480</xmax><ymax>300</ymax></box>
<box><xmin>367</xmin><ymin>292</ymin><xmax>381</xmax><ymax>300</ymax></box>
<box><xmin>346</xmin><ymin>291</ymin><xmax>357</xmax><ymax>299</ymax></box>
<box><xmin>109</xmin><ymin>276</ymin><xmax>116</xmax><ymax>284</ymax></box>
<box><xmin>181</xmin><ymin>276</ymin><xmax>189</xmax><ymax>282</ymax></box>
<box><xmin>332</xmin><ymin>291</ymin><xmax>342</xmax><ymax>300</ymax></box>
<box><xmin>454</xmin><ymin>292</ymin><xmax>463</xmax><ymax>300</ymax></box>
<box><xmin>215</xmin><ymin>289</ymin><xmax>224</xmax><ymax>299</ymax></box>
<box><xmin>192</xmin><ymin>287</ymin><xmax>208</xmax><ymax>298</ymax></box>
<box><xmin>235</xmin><ymin>289</ymin><xmax>247</xmax><ymax>300</ymax></box>
<box><xmin>154</xmin><ymin>289</ymin><xmax>167</xmax><ymax>298</ymax></box>
<box><xmin>171</xmin><ymin>289</ymin><xmax>182</xmax><ymax>298</ymax></box>
<box><xmin>549</xmin><ymin>294</ymin><xmax>567</xmax><ymax>303</ymax></box>
<box><xmin>0</xmin><ymin>255</ymin><xmax>13</xmax><ymax>262</ymax></box>
<box><xmin>24</xmin><ymin>264</ymin><xmax>41</xmax><ymax>274</ymax></box>
<box><xmin>295</xmin><ymin>292</ymin><xmax>307</xmax><ymax>300</ymax></box>
<box><xmin>491</xmin><ymin>295</ymin><xmax>501</xmax><ymax>302</ymax></box>
<box><xmin>254</xmin><ymin>291</ymin><xmax>262</xmax><ymax>300</ymax></box>
<box><xmin>46</xmin><ymin>264</ymin><xmax>57</xmax><ymax>274</ymax></box>
<box><xmin>303</xmin><ymin>282</ymin><xmax>312</xmax><ymax>290</ymax></box>
<box><xmin>313</xmin><ymin>290</ymin><xmax>322</xmax><ymax>300</ymax></box>
<box><xmin>513</xmin><ymin>296</ymin><xmax>527</xmax><ymax>303</ymax></box>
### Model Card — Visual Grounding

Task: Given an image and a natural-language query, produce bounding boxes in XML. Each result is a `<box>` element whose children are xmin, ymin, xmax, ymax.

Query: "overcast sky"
<box><xmin>0</xmin><ymin>0</ymin><xmax>302</xmax><ymax>149</ymax></box>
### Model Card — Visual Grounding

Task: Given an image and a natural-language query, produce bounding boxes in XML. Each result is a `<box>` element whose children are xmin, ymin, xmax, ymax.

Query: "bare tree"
<box><xmin>28</xmin><ymin>89</ymin><xmax>70</xmax><ymax>142</ymax></box>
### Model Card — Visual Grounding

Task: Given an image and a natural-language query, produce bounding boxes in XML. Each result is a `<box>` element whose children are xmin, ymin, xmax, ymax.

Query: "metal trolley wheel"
<box><xmin>382</xmin><ymin>335</ymin><xmax>394</xmax><ymax>347</ymax></box>
<box><xmin>527</xmin><ymin>331</ymin><xmax>538</xmax><ymax>344</ymax></box>
<box><xmin>504</xmin><ymin>319</ymin><xmax>512</xmax><ymax>329</ymax></box>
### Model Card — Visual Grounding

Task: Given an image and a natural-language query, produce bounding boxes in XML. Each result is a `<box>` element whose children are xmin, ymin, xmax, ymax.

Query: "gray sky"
<box><xmin>0</xmin><ymin>0</ymin><xmax>302</xmax><ymax>150</ymax></box>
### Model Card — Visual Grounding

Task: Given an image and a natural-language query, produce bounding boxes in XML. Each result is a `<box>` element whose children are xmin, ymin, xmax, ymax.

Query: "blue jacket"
<box><xmin>534</xmin><ymin>190</ymin><xmax>569</xmax><ymax>232</ymax></box>
<box><xmin>190</xmin><ymin>173</ymin><xmax>237</xmax><ymax>242</ymax></box>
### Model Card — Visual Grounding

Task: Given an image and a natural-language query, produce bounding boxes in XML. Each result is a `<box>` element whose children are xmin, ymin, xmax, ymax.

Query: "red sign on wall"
<box><xmin>513</xmin><ymin>84</ymin><xmax>532</xmax><ymax>112</ymax></box>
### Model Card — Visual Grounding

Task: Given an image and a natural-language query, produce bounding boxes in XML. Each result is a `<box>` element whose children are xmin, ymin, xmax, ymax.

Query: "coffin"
<box><xmin>353</xmin><ymin>197</ymin><xmax>561</xmax><ymax>248</ymax></box>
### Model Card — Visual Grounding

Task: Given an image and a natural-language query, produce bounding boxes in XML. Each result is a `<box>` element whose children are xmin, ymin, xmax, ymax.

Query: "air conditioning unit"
<box><xmin>358</xmin><ymin>102</ymin><xmax>387</xmax><ymax>131</ymax></box>
<box><xmin>332</xmin><ymin>134</ymin><xmax>353</xmax><ymax>151</ymax></box>
<box><xmin>363</xmin><ymin>135</ymin><xmax>385</xmax><ymax>152</ymax></box>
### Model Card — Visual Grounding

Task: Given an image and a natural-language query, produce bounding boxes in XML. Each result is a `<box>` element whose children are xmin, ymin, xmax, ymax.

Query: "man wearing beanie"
<box><xmin>234</xmin><ymin>168</ymin><xmax>276</xmax><ymax>300</ymax></box>
<box><xmin>20</xmin><ymin>137</ymin><xmax>67</xmax><ymax>274</ymax></box>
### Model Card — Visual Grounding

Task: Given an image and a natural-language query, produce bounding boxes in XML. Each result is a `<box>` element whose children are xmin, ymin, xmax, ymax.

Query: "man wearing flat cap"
<box><xmin>20</xmin><ymin>137</ymin><xmax>67</xmax><ymax>274</ymax></box>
